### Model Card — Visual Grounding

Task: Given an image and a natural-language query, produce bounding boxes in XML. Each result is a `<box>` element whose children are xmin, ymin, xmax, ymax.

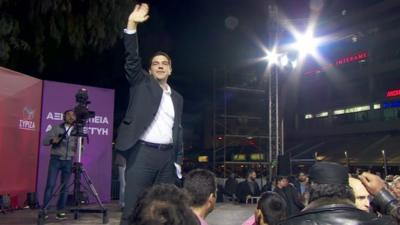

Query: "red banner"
<box><xmin>0</xmin><ymin>67</ymin><xmax>42</xmax><ymax>206</ymax></box>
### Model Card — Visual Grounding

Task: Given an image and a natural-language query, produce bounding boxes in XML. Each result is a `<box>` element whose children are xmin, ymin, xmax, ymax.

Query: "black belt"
<box><xmin>138</xmin><ymin>140</ymin><xmax>173</xmax><ymax>150</ymax></box>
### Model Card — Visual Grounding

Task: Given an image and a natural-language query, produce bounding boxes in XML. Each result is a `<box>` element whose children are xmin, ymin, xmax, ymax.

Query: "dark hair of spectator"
<box><xmin>257</xmin><ymin>191</ymin><xmax>287</xmax><ymax>225</ymax></box>
<box><xmin>275</xmin><ymin>176</ymin><xmax>287</xmax><ymax>184</ymax></box>
<box><xmin>184</xmin><ymin>169</ymin><xmax>217</xmax><ymax>207</ymax></box>
<box><xmin>309</xmin><ymin>183</ymin><xmax>355</xmax><ymax>203</ymax></box>
<box><xmin>129</xmin><ymin>184</ymin><xmax>199</xmax><ymax>225</ymax></box>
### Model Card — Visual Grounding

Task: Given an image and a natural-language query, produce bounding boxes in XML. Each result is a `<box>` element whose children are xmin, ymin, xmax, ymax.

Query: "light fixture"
<box><xmin>294</xmin><ymin>31</ymin><xmax>318</xmax><ymax>57</ymax></box>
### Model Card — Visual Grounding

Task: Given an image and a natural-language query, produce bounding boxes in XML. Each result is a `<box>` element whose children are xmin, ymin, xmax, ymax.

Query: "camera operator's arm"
<box><xmin>360</xmin><ymin>172</ymin><xmax>400</xmax><ymax>220</ymax></box>
<box><xmin>43</xmin><ymin>126</ymin><xmax>61</xmax><ymax>146</ymax></box>
<box><xmin>124</xmin><ymin>3</ymin><xmax>150</xmax><ymax>86</ymax></box>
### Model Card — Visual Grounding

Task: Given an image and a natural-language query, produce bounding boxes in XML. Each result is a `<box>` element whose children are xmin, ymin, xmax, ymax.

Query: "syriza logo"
<box><xmin>19</xmin><ymin>107</ymin><xmax>36</xmax><ymax>131</ymax></box>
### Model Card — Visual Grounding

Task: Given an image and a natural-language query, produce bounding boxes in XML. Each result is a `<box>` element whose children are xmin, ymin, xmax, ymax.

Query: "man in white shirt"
<box><xmin>115</xmin><ymin>4</ymin><xmax>184</xmax><ymax>225</ymax></box>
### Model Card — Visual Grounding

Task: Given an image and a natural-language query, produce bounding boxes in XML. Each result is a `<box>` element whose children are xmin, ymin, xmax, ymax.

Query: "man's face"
<box><xmin>149</xmin><ymin>55</ymin><xmax>172</xmax><ymax>82</ymax></box>
<box><xmin>64</xmin><ymin>111</ymin><xmax>76</xmax><ymax>125</ymax></box>
<box><xmin>278</xmin><ymin>178</ymin><xmax>288</xmax><ymax>188</ymax></box>
<box><xmin>249</xmin><ymin>172</ymin><xmax>257</xmax><ymax>181</ymax></box>
<box><xmin>392</xmin><ymin>181</ymin><xmax>400</xmax><ymax>199</ymax></box>
<box><xmin>298</xmin><ymin>173</ymin><xmax>307</xmax><ymax>182</ymax></box>
<box><xmin>349</xmin><ymin>178</ymin><xmax>370</xmax><ymax>212</ymax></box>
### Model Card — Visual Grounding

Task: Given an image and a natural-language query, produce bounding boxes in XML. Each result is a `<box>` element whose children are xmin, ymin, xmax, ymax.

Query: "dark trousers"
<box><xmin>43</xmin><ymin>156</ymin><xmax>73</xmax><ymax>210</ymax></box>
<box><xmin>119</xmin><ymin>143</ymin><xmax>175</xmax><ymax>225</ymax></box>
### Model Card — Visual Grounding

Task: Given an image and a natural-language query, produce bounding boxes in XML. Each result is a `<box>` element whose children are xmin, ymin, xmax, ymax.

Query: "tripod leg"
<box><xmin>37</xmin><ymin>210</ymin><xmax>45</xmax><ymax>225</ymax></box>
<box><xmin>102</xmin><ymin>210</ymin><xmax>109</xmax><ymax>224</ymax></box>
<box><xmin>81</xmin><ymin>168</ymin><xmax>105</xmax><ymax>209</ymax></box>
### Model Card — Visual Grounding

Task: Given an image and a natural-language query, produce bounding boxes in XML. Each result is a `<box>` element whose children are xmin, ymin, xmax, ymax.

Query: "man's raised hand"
<box><xmin>127</xmin><ymin>3</ymin><xmax>150</xmax><ymax>30</ymax></box>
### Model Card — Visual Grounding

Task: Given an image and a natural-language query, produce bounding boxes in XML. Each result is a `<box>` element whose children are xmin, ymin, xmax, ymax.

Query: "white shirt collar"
<box><xmin>164</xmin><ymin>84</ymin><xmax>172</xmax><ymax>95</ymax></box>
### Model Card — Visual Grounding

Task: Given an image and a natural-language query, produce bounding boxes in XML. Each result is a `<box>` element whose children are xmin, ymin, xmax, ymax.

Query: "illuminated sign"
<box><xmin>304</xmin><ymin>51</ymin><xmax>368</xmax><ymax>76</ymax></box>
<box><xmin>198</xmin><ymin>156</ymin><xmax>208</xmax><ymax>162</ymax></box>
<box><xmin>383</xmin><ymin>101</ymin><xmax>400</xmax><ymax>108</ymax></box>
<box><xmin>250</xmin><ymin>153</ymin><xmax>264</xmax><ymax>161</ymax></box>
<box><xmin>334</xmin><ymin>109</ymin><xmax>345</xmax><ymax>115</ymax></box>
<box><xmin>344</xmin><ymin>105</ymin><xmax>370</xmax><ymax>113</ymax></box>
<box><xmin>315</xmin><ymin>112</ymin><xmax>328</xmax><ymax>118</ymax></box>
<box><xmin>387</xmin><ymin>89</ymin><xmax>400</xmax><ymax>98</ymax></box>
<box><xmin>232</xmin><ymin>154</ymin><xmax>246</xmax><ymax>161</ymax></box>
<box><xmin>307</xmin><ymin>105</ymin><xmax>373</xmax><ymax>119</ymax></box>
<box><xmin>335</xmin><ymin>51</ymin><xmax>368</xmax><ymax>65</ymax></box>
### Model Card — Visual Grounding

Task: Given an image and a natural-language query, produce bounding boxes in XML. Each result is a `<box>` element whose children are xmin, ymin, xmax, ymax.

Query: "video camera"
<box><xmin>73</xmin><ymin>88</ymin><xmax>95</xmax><ymax>137</ymax></box>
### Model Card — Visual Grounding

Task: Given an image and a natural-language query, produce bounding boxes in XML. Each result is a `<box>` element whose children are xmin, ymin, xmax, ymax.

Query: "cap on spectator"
<box><xmin>309</xmin><ymin>161</ymin><xmax>349</xmax><ymax>185</ymax></box>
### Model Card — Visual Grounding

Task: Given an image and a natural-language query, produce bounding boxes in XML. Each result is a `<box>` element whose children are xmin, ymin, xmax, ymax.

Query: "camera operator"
<box><xmin>42</xmin><ymin>109</ymin><xmax>78</xmax><ymax>220</ymax></box>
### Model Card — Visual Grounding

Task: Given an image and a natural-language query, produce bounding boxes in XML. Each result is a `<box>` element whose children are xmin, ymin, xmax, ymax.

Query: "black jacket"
<box><xmin>275</xmin><ymin>185</ymin><xmax>304</xmax><ymax>217</ymax></box>
<box><xmin>280</xmin><ymin>198</ymin><xmax>396</xmax><ymax>225</ymax></box>
<box><xmin>236</xmin><ymin>180</ymin><xmax>261</xmax><ymax>203</ymax></box>
<box><xmin>115</xmin><ymin>33</ymin><xmax>184</xmax><ymax>164</ymax></box>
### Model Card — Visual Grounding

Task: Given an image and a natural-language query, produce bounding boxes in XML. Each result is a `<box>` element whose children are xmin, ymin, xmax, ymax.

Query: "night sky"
<box><xmin>8</xmin><ymin>0</ymin><xmax>384</xmax><ymax>125</ymax></box>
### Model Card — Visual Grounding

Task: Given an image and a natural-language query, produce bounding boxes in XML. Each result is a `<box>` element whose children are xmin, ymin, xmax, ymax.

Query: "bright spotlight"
<box><xmin>294</xmin><ymin>31</ymin><xmax>318</xmax><ymax>57</ymax></box>
<box><xmin>280</xmin><ymin>54</ymin><xmax>289</xmax><ymax>66</ymax></box>
<box><xmin>264</xmin><ymin>48</ymin><xmax>279</xmax><ymax>65</ymax></box>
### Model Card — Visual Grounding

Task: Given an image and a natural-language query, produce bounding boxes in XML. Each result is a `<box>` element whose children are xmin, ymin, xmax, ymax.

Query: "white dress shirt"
<box><xmin>64</xmin><ymin>124</ymin><xmax>73</xmax><ymax>136</ymax></box>
<box><xmin>124</xmin><ymin>28</ymin><xmax>175</xmax><ymax>144</ymax></box>
<box><xmin>140</xmin><ymin>85</ymin><xmax>175</xmax><ymax>144</ymax></box>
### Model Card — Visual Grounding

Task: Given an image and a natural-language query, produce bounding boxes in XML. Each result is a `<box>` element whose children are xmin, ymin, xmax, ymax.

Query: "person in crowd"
<box><xmin>236</xmin><ymin>170</ymin><xmax>261</xmax><ymax>203</ymax></box>
<box><xmin>42</xmin><ymin>110</ymin><xmax>77</xmax><ymax>220</ymax></box>
<box><xmin>296</xmin><ymin>172</ymin><xmax>310</xmax><ymax>205</ymax></box>
<box><xmin>360</xmin><ymin>172</ymin><xmax>400</xmax><ymax>222</ymax></box>
<box><xmin>349</xmin><ymin>177</ymin><xmax>370</xmax><ymax>212</ymax></box>
<box><xmin>274</xmin><ymin>176</ymin><xmax>304</xmax><ymax>217</ymax></box>
<box><xmin>274</xmin><ymin>176</ymin><xmax>288</xmax><ymax>196</ymax></box>
<box><xmin>390</xmin><ymin>177</ymin><xmax>400</xmax><ymax>199</ymax></box>
<box><xmin>262</xmin><ymin>177</ymin><xmax>276</xmax><ymax>192</ymax></box>
<box><xmin>129</xmin><ymin>184</ymin><xmax>199</xmax><ymax>225</ymax></box>
<box><xmin>184</xmin><ymin>169</ymin><xmax>217</xmax><ymax>225</ymax></box>
<box><xmin>224</xmin><ymin>173</ymin><xmax>238</xmax><ymax>200</ymax></box>
<box><xmin>115</xmin><ymin>3</ymin><xmax>184</xmax><ymax>225</ymax></box>
<box><xmin>281</xmin><ymin>161</ymin><xmax>396</xmax><ymax>225</ymax></box>
<box><xmin>242</xmin><ymin>191</ymin><xmax>287</xmax><ymax>225</ymax></box>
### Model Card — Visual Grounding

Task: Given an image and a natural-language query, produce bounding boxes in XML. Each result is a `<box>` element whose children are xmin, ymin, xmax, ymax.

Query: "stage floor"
<box><xmin>0</xmin><ymin>201</ymin><xmax>255</xmax><ymax>225</ymax></box>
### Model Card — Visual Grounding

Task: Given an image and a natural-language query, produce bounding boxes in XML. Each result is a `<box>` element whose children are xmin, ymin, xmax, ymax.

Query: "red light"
<box><xmin>335</xmin><ymin>51</ymin><xmax>368</xmax><ymax>65</ymax></box>
<box><xmin>304</xmin><ymin>51</ymin><xmax>368</xmax><ymax>76</ymax></box>
<box><xmin>217</xmin><ymin>136</ymin><xmax>223</xmax><ymax>140</ymax></box>
<box><xmin>387</xmin><ymin>89</ymin><xmax>400</xmax><ymax>98</ymax></box>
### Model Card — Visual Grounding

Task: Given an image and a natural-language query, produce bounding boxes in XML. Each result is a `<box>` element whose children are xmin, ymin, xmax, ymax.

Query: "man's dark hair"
<box><xmin>276</xmin><ymin>176</ymin><xmax>287</xmax><ymax>183</ymax></box>
<box><xmin>149</xmin><ymin>51</ymin><xmax>172</xmax><ymax>69</ymax></box>
<box><xmin>130</xmin><ymin>184</ymin><xmax>199</xmax><ymax>225</ymax></box>
<box><xmin>309</xmin><ymin>183</ymin><xmax>355</xmax><ymax>203</ymax></box>
<box><xmin>63</xmin><ymin>109</ymin><xmax>74</xmax><ymax>121</ymax></box>
<box><xmin>184</xmin><ymin>169</ymin><xmax>216</xmax><ymax>207</ymax></box>
<box><xmin>257</xmin><ymin>192</ymin><xmax>287</xmax><ymax>225</ymax></box>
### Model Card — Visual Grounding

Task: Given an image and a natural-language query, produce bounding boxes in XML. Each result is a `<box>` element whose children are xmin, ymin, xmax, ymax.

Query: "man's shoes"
<box><xmin>55</xmin><ymin>212</ymin><xmax>67</xmax><ymax>220</ymax></box>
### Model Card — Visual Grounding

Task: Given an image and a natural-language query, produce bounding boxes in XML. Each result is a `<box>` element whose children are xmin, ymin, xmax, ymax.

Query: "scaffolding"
<box><xmin>212</xmin><ymin>69</ymin><xmax>270</xmax><ymax>178</ymax></box>
<box><xmin>211</xmin><ymin>2</ymin><xmax>286</xmax><ymax>179</ymax></box>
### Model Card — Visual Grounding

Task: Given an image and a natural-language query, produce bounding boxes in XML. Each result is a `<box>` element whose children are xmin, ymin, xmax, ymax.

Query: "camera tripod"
<box><xmin>37</xmin><ymin>136</ymin><xmax>108</xmax><ymax>225</ymax></box>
